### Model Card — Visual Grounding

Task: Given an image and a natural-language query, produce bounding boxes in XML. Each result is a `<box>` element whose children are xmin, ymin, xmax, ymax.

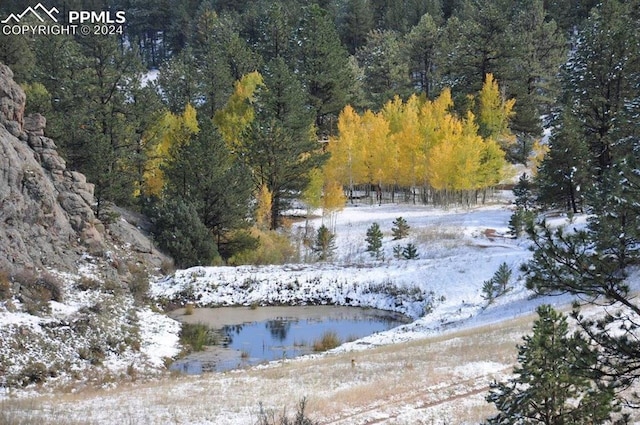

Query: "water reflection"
<box><xmin>170</xmin><ymin>307</ymin><xmax>410</xmax><ymax>374</ymax></box>
<box><xmin>265</xmin><ymin>319</ymin><xmax>292</xmax><ymax>341</ymax></box>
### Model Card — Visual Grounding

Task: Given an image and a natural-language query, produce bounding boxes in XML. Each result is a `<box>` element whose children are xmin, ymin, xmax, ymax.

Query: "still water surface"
<box><xmin>170</xmin><ymin>306</ymin><xmax>410</xmax><ymax>374</ymax></box>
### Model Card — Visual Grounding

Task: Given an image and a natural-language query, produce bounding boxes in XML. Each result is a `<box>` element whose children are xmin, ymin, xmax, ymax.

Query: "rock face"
<box><xmin>0</xmin><ymin>63</ymin><xmax>166</xmax><ymax>274</ymax></box>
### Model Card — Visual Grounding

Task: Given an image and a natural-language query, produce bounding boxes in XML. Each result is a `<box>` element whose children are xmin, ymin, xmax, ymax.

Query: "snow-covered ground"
<box><xmin>151</xmin><ymin>199</ymin><xmax>574</xmax><ymax>351</ymax></box>
<box><xmin>1</xmin><ymin>197</ymin><xmax>598</xmax><ymax>423</ymax></box>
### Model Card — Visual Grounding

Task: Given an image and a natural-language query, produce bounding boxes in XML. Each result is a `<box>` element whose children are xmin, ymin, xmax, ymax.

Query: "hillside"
<box><xmin>0</xmin><ymin>64</ymin><xmax>178</xmax><ymax>389</ymax></box>
<box><xmin>3</xmin><ymin>199</ymin><xmax>621</xmax><ymax>424</ymax></box>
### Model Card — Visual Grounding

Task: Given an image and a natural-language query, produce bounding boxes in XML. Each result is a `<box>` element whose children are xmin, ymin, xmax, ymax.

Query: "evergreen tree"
<box><xmin>525</xmin><ymin>149</ymin><xmax>640</xmax><ymax>392</ymax></box>
<box><xmin>313</xmin><ymin>224</ymin><xmax>336</xmax><ymax>261</ymax></box>
<box><xmin>442</xmin><ymin>0</ymin><xmax>512</xmax><ymax>101</ymax></box>
<box><xmin>355</xmin><ymin>30</ymin><xmax>411</xmax><ymax>110</ymax></box>
<box><xmin>506</xmin><ymin>0</ymin><xmax>566</xmax><ymax>139</ymax></box>
<box><xmin>156</xmin><ymin>47</ymin><xmax>201</xmax><ymax>114</ymax></box>
<box><xmin>391</xmin><ymin>217</ymin><xmax>410</xmax><ymax>240</ymax></box>
<box><xmin>405</xmin><ymin>13</ymin><xmax>442</xmax><ymax>98</ymax></box>
<box><xmin>485</xmin><ymin>305</ymin><xmax>616</xmax><ymax>425</ymax></box>
<box><xmin>148</xmin><ymin>198</ymin><xmax>218</xmax><ymax>268</ymax></box>
<box><xmin>243</xmin><ymin>58</ymin><xmax>328</xmax><ymax>229</ymax></box>
<box><xmin>563</xmin><ymin>0</ymin><xmax>640</xmax><ymax>176</ymax></box>
<box><xmin>402</xmin><ymin>243</ymin><xmax>419</xmax><ymax>260</ymax></box>
<box><xmin>294</xmin><ymin>4</ymin><xmax>353</xmax><ymax>137</ymax></box>
<box><xmin>509</xmin><ymin>173</ymin><xmax>536</xmax><ymax>238</ymax></box>
<box><xmin>189</xmin><ymin>6</ymin><xmax>260</xmax><ymax>117</ymax></box>
<box><xmin>365</xmin><ymin>222</ymin><xmax>384</xmax><ymax>260</ymax></box>
<box><xmin>338</xmin><ymin>0</ymin><xmax>375</xmax><ymax>54</ymax></box>
<box><xmin>163</xmin><ymin>118</ymin><xmax>254</xmax><ymax>261</ymax></box>
<box><xmin>536</xmin><ymin>109</ymin><xmax>589</xmax><ymax>213</ymax></box>
<box><xmin>481</xmin><ymin>262</ymin><xmax>512</xmax><ymax>302</ymax></box>
<box><xmin>392</xmin><ymin>244</ymin><xmax>403</xmax><ymax>260</ymax></box>
<box><xmin>513</xmin><ymin>173</ymin><xmax>536</xmax><ymax>212</ymax></box>
<box><xmin>66</xmin><ymin>35</ymin><xmax>147</xmax><ymax>216</ymax></box>
<box><xmin>252</xmin><ymin>1</ymin><xmax>296</xmax><ymax>63</ymax></box>
<box><xmin>0</xmin><ymin>32</ymin><xmax>35</xmax><ymax>82</ymax></box>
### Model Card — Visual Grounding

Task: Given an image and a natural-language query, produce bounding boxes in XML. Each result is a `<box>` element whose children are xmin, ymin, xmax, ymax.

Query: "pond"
<box><xmin>169</xmin><ymin>305</ymin><xmax>411</xmax><ymax>374</ymax></box>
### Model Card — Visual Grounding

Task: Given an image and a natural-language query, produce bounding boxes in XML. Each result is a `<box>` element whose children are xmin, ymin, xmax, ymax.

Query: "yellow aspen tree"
<box><xmin>302</xmin><ymin>168</ymin><xmax>324</xmax><ymax>213</ymax></box>
<box><xmin>453</xmin><ymin>112</ymin><xmax>483</xmax><ymax>193</ymax></box>
<box><xmin>384</xmin><ymin>94</ymin><xmax>423</xmax><ymax>197</ymax></box>
<box><xmin>426</xmin><ymin>113</ymin><xmax>464</xmax><ymax>193</ymax></box>
<box><xmin>322</xmin><ymin>180</ymin><xmax>346</xmax><ymax>232</ymax></box>
<box><xmin>325</xmin><ymin>105</ymin><xmax>366</xmax><ymax>193</ymax></box>
<box><xmin>255</xmin><ymin>183</ymin><xmax>272</xmax><ymax>230</ymax></box>
<box><xmin>477</xmin><ymin>73</ymin><xmax>516</xmax><ymax>150</ymax></box>
<box><xmin>529</xmin><ymin>139</ymin><xmax>549</xmax><ymax>176</ymax></box>
<box><xmin>141</xmin><ymin>104</ymin><xmax>199</xmax><ymax>196</ymax></box>
<box><xmin>416</xmin><ymin>88</ymin><xmax>454</xmax><ymax>187</ymax></box>
<box><xmin>213</xmin><ymin>71</ymin><xmax>264</xmax><ymax>153</ymax></box>
<box><xmin>361</xmin><ymin>110</ymin><xmax>390</xmax><ymax>201</ymax></box>
<box><xmin>382</xmin><ymin>96</ymin><xmax>405</xmax><ymax>196</ymax></box>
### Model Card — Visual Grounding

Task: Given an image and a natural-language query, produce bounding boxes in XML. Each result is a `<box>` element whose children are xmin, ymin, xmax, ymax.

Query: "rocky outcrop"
<box><xmin>0</xmin><ymin>63</ymin><xmax>167</xmax><ymax>275</ymax></box>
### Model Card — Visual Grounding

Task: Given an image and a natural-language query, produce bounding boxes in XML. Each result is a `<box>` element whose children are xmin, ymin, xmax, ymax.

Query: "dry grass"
<box><xmin>414</xmin><ymin>225</ymin><xmax>463</xmax><ymax>243</ymax></box>
<box><xmin>312</xmin><ymin>331</ymin><xmax>341</xmax><ymax>352</ymax></box>
<box><xmin>4</xmin><ymin>311</ymin><xmax>621</xmax><ymax>424</ymax></box>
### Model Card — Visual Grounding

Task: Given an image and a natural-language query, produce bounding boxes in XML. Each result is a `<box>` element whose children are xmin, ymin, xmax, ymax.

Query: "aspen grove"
<box><xmin>323</xmin><ymin>74</ymin><xmax>514</xmax><ymax>207</ymax></box>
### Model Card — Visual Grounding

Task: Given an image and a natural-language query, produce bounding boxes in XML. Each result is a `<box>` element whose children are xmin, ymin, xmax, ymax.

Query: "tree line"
<box><xmin>0</xmin><ymin>0</ymin><xmax>607</xmax><ymax>268</ymax></box>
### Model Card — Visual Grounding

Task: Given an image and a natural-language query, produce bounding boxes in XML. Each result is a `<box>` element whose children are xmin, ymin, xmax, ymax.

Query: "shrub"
<box><xmin>128</xmin><ymin>264</ymin><xmax>150</xmax><ymax>304</ymax></box>
<box><xmin>391</xmin><ymin>217</ymin><xmax>410</xmax><ymax>240</ymax></box>
<box><xmin>77</xmin><ymin>276</ymin><xmax>101</xmax><ymax>291</ymax></box>
<box><xmin>312</xmin><ymin>331</ymin><xmax>341</xmax><ymax>352</ymax></box>
<box><xmin>180</xmin><ymin>323</ymin><xmax>214</xmax><ymax>352</ymax></box>
<box><xmin>12</xmin><ymin>271</ymin><xmax>63</xmax><ymax>315</ymax></box>
<box><xmin>0</xmin><ymin>271</ymin><xmax>11</xmax><ymax>301</ymax></box>
<box><xmin>256</xmin><ymin>397</ymin><xmax>319</xmax><ymax>425</ymax></box>
<box><xmin>229</xmin><ymin>227</ymin><xmax>296</xmax><ymax>265</ymax></box>
<box><xmin>20</xmin><ymin>362</ymin><xmax>48</xmax><ymax>386</ymax></box>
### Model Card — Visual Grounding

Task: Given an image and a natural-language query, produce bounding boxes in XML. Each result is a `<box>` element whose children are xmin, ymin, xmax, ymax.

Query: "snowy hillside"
<box><xmin>152</xmin><ymin>199</ymin><xmax>574</xmax><ymax>353</ymax></box>
<box><xmin>1</xmin><ymin>198</ymin><xmax>605</xmax><ymax>424</ymax></box>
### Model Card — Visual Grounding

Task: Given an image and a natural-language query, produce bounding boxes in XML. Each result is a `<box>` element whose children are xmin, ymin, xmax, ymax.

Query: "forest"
<box><xmin>0</xmin><ymin>0</ymin><xmax>636</xmax><ymax>269</ymax></box>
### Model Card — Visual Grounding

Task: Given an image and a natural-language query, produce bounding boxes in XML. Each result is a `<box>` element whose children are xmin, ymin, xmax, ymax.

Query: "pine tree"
<box><xmin>243</xmin><ymin>58</ymin><xmax>329</xmax><ymax>229</ymax></box>
<box><xmin>481</xmin><ymin>262</ymin><xmax>512</xmax><ymax>302</ymax></box>
<box><xmin>294</xmin><ymin>4</ymin><xmax>353</xmax><ymax>137</ymax></box>
<box><xmin>485</xmin><ymin>305</ymin><xmax>615</xmax><ymax>425</ymax></box>
<box><xmin>392</xmin><ymin>245</ymin><xmax>403</xmax><ymax>260</ymax></box>
<box><xmin>506</xmin><ymin>0</ymin><xmax>566</xmax><ymax>139</ymax></box>
<box><xmin>525</xmin><ymin>7</ymin><xmax>640</xmax><ymax>397</ymax></box>
<box><xmin>563</xmin><ymin>0</ymin><xmax>639</xmax><ymax>176</ymax></box>
<box><xmin>339</xmin><ymin>0</ymin><xmax>374</xmax><ymax>54</ymax></box>
<box><xmin>365</xmin><ymin>222</ymin><xmax>384</xmax><ymax>260</ymax></box>
<box><xmin>162</xmin><ymin>118</ymin><xmax>254</xmax><ymax>261</ymax></box>
<box><xmin>391</xmin><ymin>217</ymin><xmax>410</xmax><ymax>240</ymax></box>
<box><xmin>536</xmin><ymin>109</ymin><xmax>589</xmax><ymax>213</ymax></box>
<box><xmin>313</xmin><ymin>224</ymin><xmax>336</xmax><ymax>261</ymax></box>
<box><xmin>356</xmin><ymin>29</ymin><xmax>411</xmax><ymax>110</ymax></box>
<box><xmin>405</xmin><ymin>13</ymin><xmax>442</xmax><ymax>98</ymax></box>
<box><xmin>401</xmin><ymin>243</ymin><xmax>419</xmax><ymax>260</ymax></box>
<box><xmin>509</xmin><ymin>173</ymin><xmax>536</xmax><ymax>238</ymax></box>
<box><xmin>148</xmin><ymin>198</ymin><xmax>218</xmax><ymax>268</ymax></box>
